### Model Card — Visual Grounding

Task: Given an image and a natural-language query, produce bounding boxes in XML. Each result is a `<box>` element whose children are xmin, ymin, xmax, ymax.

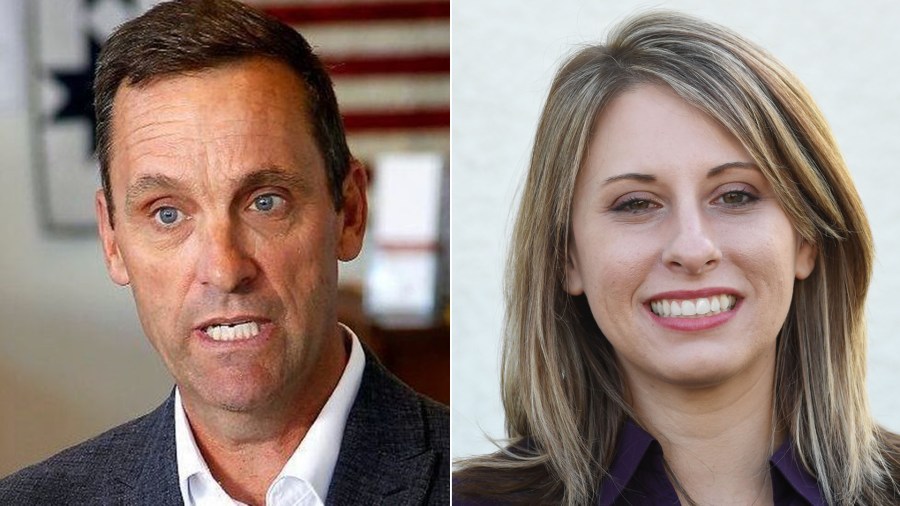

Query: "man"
<box><xmin>0</xmin><ymin>0</ymin><xmax>448</xmax><ymax>504</ymax></box>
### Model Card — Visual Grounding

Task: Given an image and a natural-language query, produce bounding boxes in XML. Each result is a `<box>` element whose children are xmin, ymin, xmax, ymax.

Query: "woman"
<box><xmin>453</xmin><ymin>11</ymin><xmax>900</xmax><ymax>506</ymax></box>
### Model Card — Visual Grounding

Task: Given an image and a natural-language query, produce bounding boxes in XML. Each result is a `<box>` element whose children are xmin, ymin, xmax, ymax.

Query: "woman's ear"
<box><xmin>565</xmin><ymin>245</ymin><xmax>585</xmax><ymax>295</ymax></box>
<box><xmin>795</xmin><ymin>237</ymin><xmax>817</xmax><ymax>280</ymax></box>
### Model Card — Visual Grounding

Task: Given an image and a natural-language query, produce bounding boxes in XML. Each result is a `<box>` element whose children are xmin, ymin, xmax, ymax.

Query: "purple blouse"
<box><xmin>452</xmin><ymin>420</ymin><xmax>827</xmax><ymax>505</ymax></box>
<box><xmin>599</xmin><ymin>420</ymin><xmax>826</xmax><ymax>506</ymax></box>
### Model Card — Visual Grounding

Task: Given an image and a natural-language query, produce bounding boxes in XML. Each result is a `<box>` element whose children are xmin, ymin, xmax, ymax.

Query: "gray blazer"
<box><xmin>0</xmin><ymin>353</ymin><xmax>449</xmax><ymax>505</ymax></box>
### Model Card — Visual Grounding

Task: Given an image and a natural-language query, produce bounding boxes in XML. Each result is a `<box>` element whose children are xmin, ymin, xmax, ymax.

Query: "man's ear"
<box><xmin>336</xmin><ymin>160</ymin><xmax>368</xmax><ymax>261</ymax></box>
<box><xmin>95</xmin><ymin>190</ymin><xmax>130</xmax><ymax>285</ymax></box>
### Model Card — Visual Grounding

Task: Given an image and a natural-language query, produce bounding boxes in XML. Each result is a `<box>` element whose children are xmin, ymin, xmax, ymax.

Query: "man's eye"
<box><xmin>153</xmin><ymin>206</ymin><xmax>183</xmax><ymax>226</ymax></box>
<box><xmin>250</xmin><ymin>194</ymin><xmax>285</xmax><ymax>213</ymax></box>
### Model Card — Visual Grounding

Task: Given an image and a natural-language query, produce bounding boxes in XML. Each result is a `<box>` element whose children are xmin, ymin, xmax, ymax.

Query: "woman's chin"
<box><xmin>624</xmin><ymin>347</ymin><xmax>773</xmax><ymax>392</ymax></box>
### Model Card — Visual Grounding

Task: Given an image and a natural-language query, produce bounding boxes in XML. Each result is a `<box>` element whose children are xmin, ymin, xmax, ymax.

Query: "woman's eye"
<box><xmin>153</xmin><ymin>206</ymin><xmax>183</xmax><ymax>226</ymax></box>
<box><xmin>250</xmin><ymin>194</ymin><xmax>285</xmax><ymax>213</ymax></box>
<box><xmin>718</xmin><ymin>191</ymin><xmax>757</xmax><ymax>207</ymax></box>
<box><xmin>613</xmin><ymin>198</ymin><xmax>657</xmax><ymax>213</ymax></box>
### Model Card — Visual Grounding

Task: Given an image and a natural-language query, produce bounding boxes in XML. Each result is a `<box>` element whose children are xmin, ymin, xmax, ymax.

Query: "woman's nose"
<box><xmin>661</xmin><ymin>206</ymin><xmax>722</xmax><ymax>275</ymax></box>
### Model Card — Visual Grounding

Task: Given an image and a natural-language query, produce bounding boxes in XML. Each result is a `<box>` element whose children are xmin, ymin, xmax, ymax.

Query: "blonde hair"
<box><xmin>455</xmin><ymin>11</ymin><xmax>899</xmax><ymax>505</ymax></box>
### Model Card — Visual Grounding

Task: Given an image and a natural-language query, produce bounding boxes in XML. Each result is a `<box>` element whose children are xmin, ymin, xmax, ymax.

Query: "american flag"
<box><xmin>251</xmin><ymin>0</ymin><xmax>450</xmax><ymax>163</ymax></box>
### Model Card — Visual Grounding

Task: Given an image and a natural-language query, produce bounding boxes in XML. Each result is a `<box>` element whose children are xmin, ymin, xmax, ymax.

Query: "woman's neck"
<box><xmin>626</xmin><ymin>354</ymin><xmax>781</xmax><ymax>506</ymax></box>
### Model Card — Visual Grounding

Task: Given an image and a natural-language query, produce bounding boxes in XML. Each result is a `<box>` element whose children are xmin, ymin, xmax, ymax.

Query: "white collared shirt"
<box><xmin>174</xmin><ymin>325</ymin><xmax>366</xmax><ymax>506</ymax></box>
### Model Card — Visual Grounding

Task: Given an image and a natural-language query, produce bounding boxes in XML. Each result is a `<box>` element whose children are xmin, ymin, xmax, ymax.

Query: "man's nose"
<box><xmin>661</xmin><ymin>206</ymin><xmax>722</xmax><ymax>275</ymax></box>
<box><xmin>196</xmin><ymin>219</ymin><xmax>258</xmax><ymax>293</ymax></box>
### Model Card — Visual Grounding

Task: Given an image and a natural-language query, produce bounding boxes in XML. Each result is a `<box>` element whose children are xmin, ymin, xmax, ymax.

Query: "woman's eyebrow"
<box><xmin>707</xmin><ymin>161</ymin><xmax>758</xmax><ymax>177</ymax></box>
<box><xmin>602</xmin><ymin>173</ymin><xmax>657</xmax><ymax>186</ymax></box>
<box><xmin>602</xmin><ymin>161</ymin><xmax>758</xmax><ymax>187</ymax></box>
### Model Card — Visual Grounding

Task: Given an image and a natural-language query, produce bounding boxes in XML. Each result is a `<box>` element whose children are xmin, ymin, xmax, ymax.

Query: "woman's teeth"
<box><xmin>650</xmin><ymin>295</ymin><xmax>736</xmax><ymax>318</ymax></box>
<box><xmin>204</xmin><ymin>321</ymin><xmax>260</xmax><ymax>341</ymax></box>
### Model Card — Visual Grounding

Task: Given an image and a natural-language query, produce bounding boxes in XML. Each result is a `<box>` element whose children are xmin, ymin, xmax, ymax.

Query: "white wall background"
<box><xmin>451</xmin><ymin>0</ymin><xmax>900</xmax><ymax>461</ymax></box>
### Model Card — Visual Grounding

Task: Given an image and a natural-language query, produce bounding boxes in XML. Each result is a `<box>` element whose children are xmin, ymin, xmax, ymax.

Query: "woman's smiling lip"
<box><xmin>644</xmin><ymin>287</ymin><xmax>743</xmax><ymax>332</ymax></box>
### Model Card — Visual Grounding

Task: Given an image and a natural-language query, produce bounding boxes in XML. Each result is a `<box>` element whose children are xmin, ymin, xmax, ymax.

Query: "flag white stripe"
<box><xmin>298</xmin><ymin>20</ymin><xmax>449</xmax><ymax>57</ymax></box>
<box><xmin>348</xmin><ymin>130</ymin><xmax>448</xmax><ymax>161</ymax></box>
<box><xmin>333</xmin><ymin>75</ymin><xmax>448</xmax><ymax>111</ymax></box>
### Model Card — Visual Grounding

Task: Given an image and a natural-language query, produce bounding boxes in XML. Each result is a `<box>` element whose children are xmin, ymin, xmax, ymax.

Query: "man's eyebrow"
<box><xmin>237</xmin><ymin>167</ymin><xmax>312</xmax><ymax>193</ymax></box>
<box><xmin>125</xmin><ymin>174</ymin><xmax>186</xmax><ymax>210</ymax></box>
<box><xmin>601</xmin><ymin>161</ymin><xmax>758</xmax><ymax>186</ymax></box>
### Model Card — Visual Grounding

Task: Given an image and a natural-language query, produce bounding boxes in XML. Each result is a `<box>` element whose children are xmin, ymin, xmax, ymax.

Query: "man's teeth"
<box><xmin>650</xmin><ymin>295</ymin><xmax>736</xmax><ymax>318</ymax></box>
<box><xmin>204</xmin><ymin>321</ymin><xmax>260</xmax><ymax>341</ymax></box>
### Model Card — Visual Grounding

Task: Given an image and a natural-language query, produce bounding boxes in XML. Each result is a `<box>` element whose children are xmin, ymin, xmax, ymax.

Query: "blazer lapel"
<box><xmin>326</xmin><ymin>352</ymin><xmax>438</xmax><ymax>506</ymax></box>
<box><xmin>111</xmin><ymin>392</ymin><xmax>184</xmax><ymax>505</ymax></box>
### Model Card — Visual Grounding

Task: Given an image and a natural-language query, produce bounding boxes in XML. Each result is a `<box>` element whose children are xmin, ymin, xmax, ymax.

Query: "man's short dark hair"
<box><xmin>94</xmin><ymin>0</ymin><xmax>351</xmax><ymax>226</ymax></box>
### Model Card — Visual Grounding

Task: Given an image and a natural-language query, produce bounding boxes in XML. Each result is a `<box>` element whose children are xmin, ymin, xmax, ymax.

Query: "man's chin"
<box><xmin>183</xmin><ymin>378</ymin><xmax>281</xmax><ymax>415</ymax></box>
<box><xmin>216</xmin><ymin>395</ymin><xmax>271</xmax><ymax>413</ymax></box>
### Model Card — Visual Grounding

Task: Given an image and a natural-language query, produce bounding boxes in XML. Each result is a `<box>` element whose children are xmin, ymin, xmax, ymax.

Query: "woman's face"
<box><xmin>566</xmin><ymin>84</ymin><xmax>816</xmax><ymax>390</ymax></box>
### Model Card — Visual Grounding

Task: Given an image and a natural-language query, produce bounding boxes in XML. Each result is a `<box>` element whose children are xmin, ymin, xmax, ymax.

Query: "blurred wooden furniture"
<box><xmin>337</xmin><ymin>288</ymin><xmax>449</xmax><ymax>405</ymax></box>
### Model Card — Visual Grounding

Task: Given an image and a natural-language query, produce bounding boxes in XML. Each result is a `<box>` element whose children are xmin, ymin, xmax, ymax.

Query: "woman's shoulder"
<box><xmin>878</xmin><ymin>427</ymin><xmax>900</xmax><ymax>481</ymax></box>
<box><xmin>452</xmin><ymin>441</ymin><xmax>562</xmax><ymax>506</ymax></box>
<box><xmin>452</xmin><ymin>469</ymin><xmax>558</xmax><ymax>506</ymax></box>
<box><xmin>451</xmin><ymin>479</ymin><xmax>515</xmax><ymax>506</ymax></box>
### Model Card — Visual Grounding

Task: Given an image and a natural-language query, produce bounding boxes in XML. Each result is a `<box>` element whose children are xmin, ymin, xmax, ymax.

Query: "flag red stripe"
<box><xmin>343</xmin><ymin>109</ymin><xmax>449</xmax><ymax>130</ymax></box>
<box><xmin>260</xmin><ymin>2</ymin><xmax>449</xmax><ymax>24</ymax></box>
<box><xmin>325</xmin><ymin>54</ymin><xmax>449</xmax><ymax>75</ymax></box>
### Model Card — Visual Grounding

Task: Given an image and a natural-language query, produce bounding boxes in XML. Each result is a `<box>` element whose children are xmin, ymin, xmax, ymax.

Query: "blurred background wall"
<box><xmin>452</xmin><ymin>0</ymin><xmax>900</xmax><ymax>461</ymax></box>
<box><xmin>1</xmin><ymin>0</ymin><xmax>448</xmax><ymax>477</ymax></box>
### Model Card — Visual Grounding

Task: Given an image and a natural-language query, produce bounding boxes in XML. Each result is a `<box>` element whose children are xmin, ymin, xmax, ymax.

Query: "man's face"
<box><xmin>96</xmin><ymin>58</ymin><xmax>367</xmax><ymax>415</ymax></box>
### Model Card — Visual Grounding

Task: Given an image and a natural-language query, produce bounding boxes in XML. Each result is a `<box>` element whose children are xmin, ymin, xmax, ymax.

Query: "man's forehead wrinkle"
<box><xmin>117</xmin><ymin>127</ymin><xmax>203</xmax><ymax>184</ymax></box>
<box><xmin>117</xmin><ymin>111</ymin><xmax>203</xmax><ymax>159</ymax></box>
<box><xmin>128</xmin><ymin>129</ymin><xmax>200</xmax><ymax>155</ymax></box>
<box><xmin>117</xmin><ymin>84</ymin><xmax>197</xmax><ymax>124</ymax></box>
<box><xmin>129</xmin><ymin>116</ymin><xmax>196</xmax><ymax>136</ymax></box>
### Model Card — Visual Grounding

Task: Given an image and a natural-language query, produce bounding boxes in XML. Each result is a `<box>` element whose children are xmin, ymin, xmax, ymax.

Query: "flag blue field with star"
<box><xmin>34</xmin><ymin>0</ymin><xmax>142</xmax><ymax>231</ymax></box>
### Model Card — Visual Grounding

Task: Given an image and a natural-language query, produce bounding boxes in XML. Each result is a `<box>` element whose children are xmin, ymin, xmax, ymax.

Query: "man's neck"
<box><xmin>181</xmin><ymin>328</ymin><xmax>350</xmax><ymax>505</ymax></box>
<box><xmin>626</xmin><ymin>353</ymin><xmax>780</xmax><ymax>506</ymax></box>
